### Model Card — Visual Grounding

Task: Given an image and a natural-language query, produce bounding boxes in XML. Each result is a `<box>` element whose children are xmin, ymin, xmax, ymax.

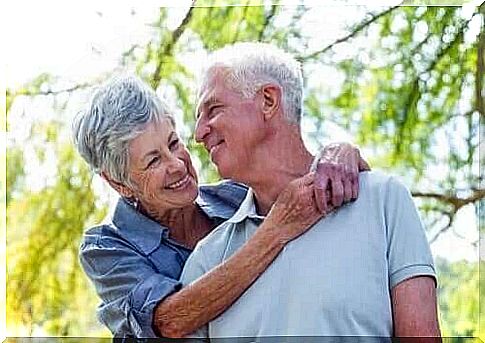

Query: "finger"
<box><xmin>350</xmin><ymin>150</ymin><xmax>359</xmax><ymax>173</ymax></box>
<box><xmin>330</xmin><ymin>177</ymin><xmax>344</xmax><ymax>207</ymax></box>
<box><xmin>313</xmin><ymin>173</ymin><xmax>329</xmax><ymax>214</ymax></box>
<box><xmin>342</xmin><ymin>164</ymin><xmax>359</xmax><ymax>201</ymax></box>
<box><xmin>358</xmin><ymin>156</ymin><xmax>371</xmax><ymax>171</ymax></box>
<box><xmin>343</xmin><ymin>176</ymin><xmax>353</xmax><ymax>203</ymax></box>
<box><xmin>351</xmin><ymin>177</ymin><xmax>359</xmax><ymax>200</ymax></box>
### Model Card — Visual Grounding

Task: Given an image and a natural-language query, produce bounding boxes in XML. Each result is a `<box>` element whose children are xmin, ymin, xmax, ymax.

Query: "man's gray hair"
<box><xmin>203</xmin><ymin>42</ymin><xmax>303</xmax><ymax>124</ymax></box>
<box><xmin>72</xmin><ymin>74</ymin><xmax>174</xmax><ymax>186</ymax></box>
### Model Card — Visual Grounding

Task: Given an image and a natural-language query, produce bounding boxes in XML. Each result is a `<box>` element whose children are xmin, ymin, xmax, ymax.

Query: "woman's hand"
<box><xmin>265</xmin><ymin>172</ymin><xmax>333</xmax><ymax>244</ymax></box>
<box><xmin>313</xmin><ymin>142</ymin><xmax>370</xmax><ymax>212</ymax></box>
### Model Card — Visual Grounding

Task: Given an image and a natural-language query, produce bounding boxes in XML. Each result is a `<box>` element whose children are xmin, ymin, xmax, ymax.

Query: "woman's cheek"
<box><xmin>140</xmin><ymin>169</ymin><xmax>162</xmax><ymax>201</ymax></box>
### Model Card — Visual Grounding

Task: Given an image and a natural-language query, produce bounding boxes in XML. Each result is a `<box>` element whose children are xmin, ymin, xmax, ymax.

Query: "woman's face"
<box><xmin>126</xmin><ymin>117</ymin><xmax>199</xmax><ymax>215</ymax></box>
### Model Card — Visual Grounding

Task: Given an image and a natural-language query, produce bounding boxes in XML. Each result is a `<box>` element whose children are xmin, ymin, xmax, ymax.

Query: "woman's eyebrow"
<box><xmin>142</xmin><ymin>149</ymin><xmax>159</xmax><ymax>162</ymax></box>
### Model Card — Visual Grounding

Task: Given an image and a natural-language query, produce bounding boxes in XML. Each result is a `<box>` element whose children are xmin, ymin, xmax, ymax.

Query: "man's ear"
<box><xmin>101</xmin><ymin>171</ymin><xmax>134</xmax><ymax>198</ymax></box>
<box><xmin>260</xmin><ymin>84</ymin><xmax>282</xmax><ymax>121</ymax></box>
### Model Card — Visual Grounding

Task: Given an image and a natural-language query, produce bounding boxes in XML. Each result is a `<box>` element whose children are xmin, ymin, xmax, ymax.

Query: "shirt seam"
<box><xmin>199</xmin><ymin>241</ymin><xmax>210</xmax><ymax>275</ymax></box>
<box><xmin>390</xmin><ymin>263</ymin><xmax>436</xmax><ymax>278</ymax></box>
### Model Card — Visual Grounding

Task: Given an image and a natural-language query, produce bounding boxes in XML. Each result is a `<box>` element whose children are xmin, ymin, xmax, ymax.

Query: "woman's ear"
<box><xmin>101</xmin><ymin>171</ymin><xmax>134</xmax><ymax>198</ymax></box>
<box><xmin>261</xmin><ymin>84</ymin><xmax>282</xmax><ymax>121</ymax></box>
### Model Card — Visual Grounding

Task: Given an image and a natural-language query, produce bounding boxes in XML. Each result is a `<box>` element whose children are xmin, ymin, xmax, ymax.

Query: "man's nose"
<box><xmin>194</xmin><ymin>116</ymin><xmax>209</xmax><ymax>143</ymax></box>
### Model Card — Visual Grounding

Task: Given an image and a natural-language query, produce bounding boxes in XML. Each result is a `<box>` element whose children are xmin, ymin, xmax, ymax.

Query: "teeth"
<box><xmin>167</xmin><ymin>175</ymin><xmax>189</xmax><ymax>189</ymax></box>
<box><xmin>210</xmin><ymin>142</ymin><xmax>222</xmax><ymax>154</ymax></box>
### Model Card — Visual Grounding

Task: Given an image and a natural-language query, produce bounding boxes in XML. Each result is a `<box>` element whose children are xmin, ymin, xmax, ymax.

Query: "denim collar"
<box><xmin>111</xmin><ymin>192</ymin><xmax>238</xmax><ymax>255</ymax></box>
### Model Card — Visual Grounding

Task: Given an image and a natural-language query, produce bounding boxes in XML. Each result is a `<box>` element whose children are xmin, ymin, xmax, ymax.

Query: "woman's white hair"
<box><xmin>203</xmin><ymin>42</ymin><xmax>304</xmax><ymax>124</ymax></box>
<box><xmin>72</xmin><ymin>74</ymin><xmax>175</xmax><ymax>186</ymax></box>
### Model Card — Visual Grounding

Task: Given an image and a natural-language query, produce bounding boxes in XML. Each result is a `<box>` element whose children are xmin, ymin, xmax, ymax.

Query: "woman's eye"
<box><xmin>146</xmin><ymin>157</ymin><xmax>160</xmax><ymax>169</ymax></box>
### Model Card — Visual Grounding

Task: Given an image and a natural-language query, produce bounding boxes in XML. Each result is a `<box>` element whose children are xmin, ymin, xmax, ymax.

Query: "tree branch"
<box><xmin>258</xmin><ymin>5</ymin><xmax>278</xmax><ymax>41</ymax></box>
<box><xmin>429</xmin><ymin>211</ymin><xmax>454</xmax><ymax>244</ymax></box>
<box><xmin>396</xmin><ymin>78</ymin><xmax>420</xmax><ymax>155</ymax></box>
<box><xmin>121</xmin><ymin>44</ymin><xmax>141</xmax><ymax>66</ymax></box>
<box><xmin>394</xmin><ymin>11</ymin><xmax>479</xmax><ymax>158</ymax></box>
<box><xmin>150</xmin><ymin>4</ymin><xmax>196</xmax><ymax>89</ymax></box>
<box><xmin>412</xmin><ymin>188</ymin><xmax>485</xmax><ymax>211</ymax></box>
<box><xmin>450</xmin><ymin>109</ymin><xmax>476</xmax><ymax>118</ymax></box>
<box><xmin>298</xmin><ymin>5</ymin><xmax>401</xmax><ymax>62</ymax></box>
<box><xmin>418</xmin><ymin>12</ymin><xmax>478</xmax><ymax>79</ymax></box>
<box><xmin>13</xmin><ymin>83</ymin><xmax>93</xmax><ymax>97</ymax></box>
<box><xmin>410</xmin><ymin>9</ymin><xmax>455</xmax><ymax>58</ymax></box>
<box><xmin>232</xmin><ymin>0</ymin><xmax>251</xmax><ymax>43</ymax></box>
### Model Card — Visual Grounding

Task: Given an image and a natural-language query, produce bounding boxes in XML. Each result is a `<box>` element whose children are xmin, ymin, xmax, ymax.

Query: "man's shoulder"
<box><xmin>193</xmin><ymin>219</ymin><xmax>240</xmax><ymax>266</ymax></box>
<box><xmin>359</xmin><ymin>170</ymin><xmax>391</xmax><ymax>185</ymax></box>
<box><xmin>342</xmin><ymin>171</ymin><xmax>413</xmax><ymax>215</ymax></box>
<box><xmin>200</xmin><ymin>219</ymin><xmax>238</xmax><ymax>250</ymax></box>
<box><xmin>359</xmin><ymin>171</ymin><xmax>409</xmax><ymax>195</ymax></box>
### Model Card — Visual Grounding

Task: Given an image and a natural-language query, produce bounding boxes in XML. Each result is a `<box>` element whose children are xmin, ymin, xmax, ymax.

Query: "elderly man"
<box><xmin>180</xmin><ymin>42</ymin><xmax>440</xmax><ymax>339</ymax></box>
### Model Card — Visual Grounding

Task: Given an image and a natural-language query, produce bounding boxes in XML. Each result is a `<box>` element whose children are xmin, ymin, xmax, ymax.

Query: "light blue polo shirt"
<box><xmin>180</xmin><ymin>172</ymin><xmax>436</xmax><ymax>339</ymax></box>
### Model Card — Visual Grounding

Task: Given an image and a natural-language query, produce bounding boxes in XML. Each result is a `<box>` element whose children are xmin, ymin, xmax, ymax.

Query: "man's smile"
<box><xmin>206</xmin><ymin>139</ymin><xmax>225</xmax><ymax>158</ymax></box>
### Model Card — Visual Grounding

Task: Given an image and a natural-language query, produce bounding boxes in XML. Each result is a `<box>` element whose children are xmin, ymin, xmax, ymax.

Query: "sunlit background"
<box><xmin>3</xmin><ymin>0</ymin><xmax>484</xmax><ymax>339</ymax></box>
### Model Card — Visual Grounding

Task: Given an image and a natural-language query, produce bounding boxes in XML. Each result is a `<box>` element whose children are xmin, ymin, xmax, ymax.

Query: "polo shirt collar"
<box><xmin>227</xmin><ymin>188</ymin><xmax>265</xmax><ymax>223</ymax></box>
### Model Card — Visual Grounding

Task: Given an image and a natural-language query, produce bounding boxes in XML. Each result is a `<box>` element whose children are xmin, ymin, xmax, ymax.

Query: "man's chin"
<box><xmin>214</xmin><ymin>161</ymin><xmax>236</xmax><ymax>180</ymax></box>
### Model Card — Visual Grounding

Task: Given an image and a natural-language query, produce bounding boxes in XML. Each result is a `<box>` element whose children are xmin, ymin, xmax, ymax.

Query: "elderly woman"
<box><xmin>73</xmin><ymin>75</ymin><xmax>368</xmax><ymax>338</ymax></box>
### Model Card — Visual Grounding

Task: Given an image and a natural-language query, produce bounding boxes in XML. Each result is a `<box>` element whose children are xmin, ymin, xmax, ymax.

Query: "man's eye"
<box><xmin>169</xmin><ymin>139</ymin><xmax>179</xmax><ymax>150</ymax></box>
<box><xmin>208</xmin><ymin>105</ymin><xmax>222</xmax><ymax>117</ymax></box>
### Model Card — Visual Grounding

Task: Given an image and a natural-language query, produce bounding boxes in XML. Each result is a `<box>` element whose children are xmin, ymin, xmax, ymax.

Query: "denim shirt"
<box><xmin>79</xmin><ymin>180</ymin><xmax>248</xmax><ymax>338</ymax></box>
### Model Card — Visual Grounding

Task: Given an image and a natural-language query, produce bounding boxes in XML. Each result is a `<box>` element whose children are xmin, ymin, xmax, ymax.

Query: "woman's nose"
<box><xmin>165</xmin><ymin>155</ymin><xmax>185</xmax><ymax>174</ymax></box>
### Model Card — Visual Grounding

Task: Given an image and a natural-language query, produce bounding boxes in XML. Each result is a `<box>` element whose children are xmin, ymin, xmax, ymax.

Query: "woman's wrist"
<box><xmin>256</xmin><ymin>216</ymin><xmax>292</xmax><ymax>247</ymax></box>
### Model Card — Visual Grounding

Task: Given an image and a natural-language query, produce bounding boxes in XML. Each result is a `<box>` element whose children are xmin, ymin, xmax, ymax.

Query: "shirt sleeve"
<box><xmin>178</xmin><ymin>244</ymin><xmax>210</xmax><ymax>340</ymax></box>
<box><xmin>79</xmin><ymin>240</ymin><xmax>181</xmax><ymax>338</ymax></box>
<box><xmin>384</xmin><ymin>177</ymin><xmax>437</xmax><ymax>289</ymax></box>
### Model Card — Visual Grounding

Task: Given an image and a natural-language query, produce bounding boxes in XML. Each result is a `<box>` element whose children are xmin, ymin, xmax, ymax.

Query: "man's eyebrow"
<box><xmin>196</xmin><ymin>96</ymin><xmax>218</xmax><ymax>118</ymax></box>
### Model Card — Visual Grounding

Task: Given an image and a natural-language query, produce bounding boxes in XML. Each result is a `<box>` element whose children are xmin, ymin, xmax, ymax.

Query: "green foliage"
<box><xmin>7</xmin><ymin>125</ymin><xmax>109</xmax><ymax>335</ymax></box>
<box><xmin>6</xmin><ymin>89</ymin><xmax>14</xmax><ymax>117</ymax></box>
<box><xmin>6</xmin><ymin>148</ymin><xmax>24</xmax><ymax>205</ymax></box>
<box><xmin>329</xmin><ymin>7</ymin><xmax>479</xmax><ymax>173</ymax></box>
<box><xmin>190</xmin><ymin>4</ymin><xmax>269</xmax><ymax>50</ymax></box>
<box><xmin>436</xmin><ymin>258</ymin><xmax>479</xmax><ymax>338</ymax></box>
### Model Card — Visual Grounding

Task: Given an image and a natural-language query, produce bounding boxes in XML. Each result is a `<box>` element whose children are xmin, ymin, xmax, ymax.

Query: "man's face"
<box><xmin>194</xmin><ymin>68</ymin><xmax>265</xmax><ymax>180</ymax></box>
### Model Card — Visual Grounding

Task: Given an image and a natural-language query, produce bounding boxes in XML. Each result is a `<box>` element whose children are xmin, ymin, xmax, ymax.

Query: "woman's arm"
<box><xmin>79</xmin><ymin>235</ymin><xmax>183</xmax><ymax>338</ymax></box>
<box><xmin>153</xmin><ymin>174</ymin><xmax>327</xmax><ymax>337</ymax></box>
